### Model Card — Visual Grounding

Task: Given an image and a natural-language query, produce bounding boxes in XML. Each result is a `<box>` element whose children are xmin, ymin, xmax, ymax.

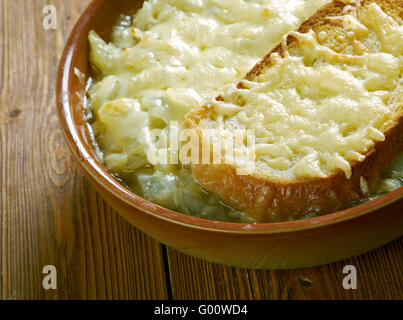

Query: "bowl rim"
<box><xmin>56</xmin><ymin>0</ymin><xmax>403</xmax><ymax>235</ymax></box>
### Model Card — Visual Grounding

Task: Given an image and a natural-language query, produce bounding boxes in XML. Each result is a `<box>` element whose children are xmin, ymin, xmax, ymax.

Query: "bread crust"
<box><xmin>186</xmin><ymin>0</ymin><xmax>403</xmax><ymax>222</ymax></box>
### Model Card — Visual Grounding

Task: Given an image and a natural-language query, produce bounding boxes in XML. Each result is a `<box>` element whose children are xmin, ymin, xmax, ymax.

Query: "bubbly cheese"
<box><xmin>88</xmin><ymin>0</ymin><xmax>330</xmax><ymax>221</ymax></box>
<box><xmin>87</xmin><ymin>0</ymin><xmax>403</xmax><ymax>222</ymax></box>
<box><xmin>89</xmin><ymin>0</ymin><xmax>330</xmax><ymax>168</ymax></box>
<box><xmin>210</xmin><ymin>3</ymin><xmax>403</xmax><ymax>180</ymax></box>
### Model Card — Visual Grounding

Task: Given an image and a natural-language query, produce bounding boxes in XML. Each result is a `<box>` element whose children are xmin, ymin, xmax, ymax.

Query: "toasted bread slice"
<box><xmin>185</xmin><ymin>0</ymin><xmax>403</xmax><ymax>222</ymax></box>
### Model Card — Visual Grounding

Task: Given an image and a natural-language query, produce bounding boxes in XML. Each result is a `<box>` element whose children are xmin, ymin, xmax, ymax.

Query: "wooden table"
<box><xmin>1</xmin><ymin>0</ymin><xmax>402</xmax><ymax>300</ymax></box>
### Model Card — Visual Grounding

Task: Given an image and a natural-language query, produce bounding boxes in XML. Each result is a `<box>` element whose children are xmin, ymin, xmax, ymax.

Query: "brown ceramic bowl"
<box><xmin>57</xmin><ymin>0</ymin><xmax>403</xmax><ymax>269</ymax></box>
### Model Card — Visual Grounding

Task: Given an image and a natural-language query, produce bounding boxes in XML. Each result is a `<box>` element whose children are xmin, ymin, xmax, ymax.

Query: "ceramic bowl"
<box><xmin>57</xmin><ymin>0</ymin><xmax>403</xmax><ymax>269</ymax></box>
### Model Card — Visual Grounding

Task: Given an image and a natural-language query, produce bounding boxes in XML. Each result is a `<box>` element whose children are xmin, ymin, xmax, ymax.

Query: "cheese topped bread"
<box><xmin>87</xmin><ymin>0</ymin><xmax>333</xmax><ymax>222</ymax></box>
<box><xmin>185</xmin><ymin>0</ymin><xmax>403</xmax><ymax>222</ymax></box>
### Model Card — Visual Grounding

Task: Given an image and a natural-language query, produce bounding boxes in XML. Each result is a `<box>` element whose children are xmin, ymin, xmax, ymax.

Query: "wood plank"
<box><xmin>0</xmin><ymin>0</ymin><xmax>168</xmax><ymax>300</ymax></box>
<box><xmin>166</xmin><ymin>237</ymin><xmax>403</xmax><ymax>299</ymax></box>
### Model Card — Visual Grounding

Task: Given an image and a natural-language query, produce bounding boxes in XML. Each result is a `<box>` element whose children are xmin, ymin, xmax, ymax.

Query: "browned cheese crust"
<box><xmin>185</xmin><ymin>0</ymin><xmax>403</xmax><ymax>222</ymax></box>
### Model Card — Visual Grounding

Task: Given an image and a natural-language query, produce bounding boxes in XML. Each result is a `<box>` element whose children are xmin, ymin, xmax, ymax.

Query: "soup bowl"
<box><xmin>56</xmin><ymin>0</ymin><xmax>403</xmax><ymax>269</ymax></box>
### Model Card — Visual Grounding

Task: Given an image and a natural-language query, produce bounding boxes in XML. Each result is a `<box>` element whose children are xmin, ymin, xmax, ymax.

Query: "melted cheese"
<box><xmin>87</xmin><ymin>0</ymin><xmax>330</xmax><ymax>221</ymax></box>
<box><xmin>89</xmin><ymin>0</ymin><xmax>330</xmax><ymax>169</ymax></box>
<box><xmin>211</xmin><ymin>3</ymin><xmax>403</xmax><ymax>180</ymax></box>
<box><xmin>87</xmin><ymin>0</ymin><xmax>403</xmax><ymax>221</ymax></box>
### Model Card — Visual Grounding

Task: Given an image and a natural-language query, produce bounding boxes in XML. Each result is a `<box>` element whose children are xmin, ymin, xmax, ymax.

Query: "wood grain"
<box><xmin>166</xmin><ymin>237</ymin><xmax>403</xmax><ymax>299</ymax></box>
<box><xmin>0</xmin><ymin>0</ymin><xmax>402</xmax><ymax>300</ymax></box>
<box><xmin>0</xmin><ymin>0</ymin><xmax>168</xmax><ymax>300</ymax></box>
